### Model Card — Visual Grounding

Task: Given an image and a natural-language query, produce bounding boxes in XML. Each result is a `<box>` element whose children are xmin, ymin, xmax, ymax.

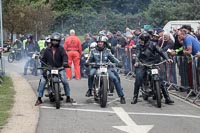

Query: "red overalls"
<box><xmin>64</xmin><ymin>35</ymin><xmax>82</xmax><ymax>79</ymax></box>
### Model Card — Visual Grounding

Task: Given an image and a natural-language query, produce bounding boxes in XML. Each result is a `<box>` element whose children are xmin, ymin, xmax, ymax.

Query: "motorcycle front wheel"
<box><xmin>54</xmin><ymin>83</ymin><xmax>60</xmax><ymax>109</ymax></box>
<box><xmin>154</xmin><ymin>80</ymin><xmax>161</xmax><ymax>108</ymax></box>
<box><xmin>99</xmin><ymin>76</ymin><xmax>108</xmax><ymax>108</ymax></box>
<box><xmin>8</xmin><ymin>53</ymin><xmax>15</xmax><ymax>63</ymax></box>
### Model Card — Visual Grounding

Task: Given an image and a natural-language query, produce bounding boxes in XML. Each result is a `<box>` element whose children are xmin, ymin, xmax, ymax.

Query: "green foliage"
<box><xmin>3</xmin><ymin>0</ymin><xmax>200</xmax><ymax>35</ymax></box>
<box><xmin>0</xmin><ymin>76</ymin><xmax>14</xmax><ymax>127</ymax></box>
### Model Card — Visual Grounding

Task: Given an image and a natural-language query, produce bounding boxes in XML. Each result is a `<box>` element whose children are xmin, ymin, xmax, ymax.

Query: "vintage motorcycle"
<box><xmin>140</xmin><ymin>60</ymin><xmax>167</xmax><ymax>108</ymax></box>
<box><xmin>27</xmin><ymin>52</ymin><xmax>40</xmax><ymax>76</ymax></box>
<box><xmin>89</xmin><ymin>62</ymin><xmax>115</xmax><ymax>108</ymax></box>
<box><xmin>38</xmin><ymin>66</ymin><xmax>67</xmax><ymax>109</ymax></box>
<box><xmin>8</xmin><ymin>47</ymin><xmax>22</xmax><ymax>63</ymax></box>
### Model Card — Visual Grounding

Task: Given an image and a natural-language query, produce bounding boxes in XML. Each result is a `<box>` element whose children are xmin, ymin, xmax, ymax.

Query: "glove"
<box><xmin>116</xmin><ymin>62</ymin><xmax>122</xmax><ymax>68</ymax></box>
<box><xmin>63</xmin><ymin>62</ymin><xmax>70</xmax><ymax>68</ymax></box>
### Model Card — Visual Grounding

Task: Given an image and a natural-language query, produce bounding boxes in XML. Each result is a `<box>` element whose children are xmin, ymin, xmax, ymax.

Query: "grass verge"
<box><xmin>0</xmin><ymin>76</ymin><xmax>15</xmax><ymax>129</ymax></box>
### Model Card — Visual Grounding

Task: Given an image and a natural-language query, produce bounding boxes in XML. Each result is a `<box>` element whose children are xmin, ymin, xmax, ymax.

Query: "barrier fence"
<box><xmin>114</xmin><ymin>47</ymin><xmax>200</xmax><ymax>104</ymax></box>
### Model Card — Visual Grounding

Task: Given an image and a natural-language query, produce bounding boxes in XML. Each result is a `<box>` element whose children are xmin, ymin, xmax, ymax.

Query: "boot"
<box><xmin>165</xmin><ymin>98</ymin><xmax>174</xmax><ymax>104</ymax></box>
<box><xmin>120</xmin><ymin>96</ymin><xmax>126</xmax><ymax>104</ymax></box>
<box><xmin>35</xmin><ymin>97</ymin><xmax>42</xmax><ymax>106</ymax></box>
<box><xmin>85</xmin><ymin>89</ymin><xmax>93</xmax><ymax>97</ymax></box>
<box><xmin>66</xmin><ymin>96</ymin><xmax>76</xmax><ymax>103</ymax></box>
<box><xmin>161</xmin><ymin>85</ymin><xmax>174</xmax><ymax>104</ymax></box>
<box><xmin>131</xmin><ymin>96</ymin><xmax>138</xmax><ymax>104</ymax></box>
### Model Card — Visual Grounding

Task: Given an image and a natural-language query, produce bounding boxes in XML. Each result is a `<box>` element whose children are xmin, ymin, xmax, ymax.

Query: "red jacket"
<box><xmin>64</xmin><ymin>35</ymin><xmax>82</xmax><ymax>55</ymax></box>
<box><xmin>125</xmin><ymin>40</ymin><xmax>134</xmax><ymax>49</ymax></box>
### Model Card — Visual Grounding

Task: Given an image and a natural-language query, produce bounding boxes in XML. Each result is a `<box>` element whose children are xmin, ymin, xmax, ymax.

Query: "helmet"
<box><xmin>96</xmin><ymin>36</ymin><xmax>108</xmax><ymax>43</ymax></box>
<box><xmin>50</xmin><ymin>32</ymin><xmax>61</xmax><ymax>41</ymax></box>
<box><xmin>139</xmin><ymin>33</ymin><xmax>150</xmax><ymax>44</ymax></box>
<box><xmin>90</xmin><ymin>42</ymin><xmax>97</xmax><ymax>49</ymax></box>
<box><xmin>26</xmin><ymin>34</ymin><xmax>33</xmax><ymax>40</ymax></box>
<box><xmin>99</xmin><ymin>30</ymin><xmax>106</xmax><ymax>36</ymax></box>
<box><xmin>45</xmin><ymin>37</ymin><xmax>51</xmax><ymax>43</ymax></box>
<box><xmin>147</xmin><ymin>29</ymin><xmax>154</xmax><ymax>35</ymax></box>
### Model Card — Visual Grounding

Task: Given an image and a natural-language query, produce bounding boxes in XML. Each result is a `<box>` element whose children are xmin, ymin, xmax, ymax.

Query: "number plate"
<box><xmin>151</xmin><ymin>69</ymin><xmax>158</xmax><ymax>75</ymax></box>
<box><xmin>51</xmin><ymin>70</ymin><xmax>58</xmax><ymax>74</ymax></box>
<box><xmin>99</xmin><ymin>67</ymin><xmax>107</xmax><ymax>73</ymax></box>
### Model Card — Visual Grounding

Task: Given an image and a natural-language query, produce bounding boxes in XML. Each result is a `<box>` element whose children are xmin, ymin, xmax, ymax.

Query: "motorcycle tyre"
<box><xmin>8</xmin><ymin>53</ymin><xmax>15</xmax><ymax>63</ymax></box>
<box><xmin>154</xmin><ymin>81</ymin><xmax>161</xmax><ymax>108</ymax></box>
<box><xmin>54</xmin><ymin>83</ymin><xmax>60</xmax><ymax>109</ymax></box>
<box><xmin>100</xmin><ymin>76</ymin><xmax>108</xmax><ymax>108</ymax></box>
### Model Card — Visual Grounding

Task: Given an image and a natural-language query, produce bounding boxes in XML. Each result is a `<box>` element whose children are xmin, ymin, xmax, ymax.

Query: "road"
<box><xmin>5</xmin><ymin>57</ymin><xmax>200</xmax><ymax>133</ymax></box>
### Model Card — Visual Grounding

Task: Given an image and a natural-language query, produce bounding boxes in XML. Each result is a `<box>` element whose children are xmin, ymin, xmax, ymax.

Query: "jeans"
<box><xmin>88</xmin><ymin>68</ymin><xmax>124</xmax><ymax>97</ymax></box>
<box><xmin>37</xmin><ymin>70</ymin><xmax>70</xmax><ymax>97</ymax></box>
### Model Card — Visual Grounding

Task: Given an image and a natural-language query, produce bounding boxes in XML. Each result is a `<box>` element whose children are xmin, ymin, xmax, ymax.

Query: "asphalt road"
<box><xmin>5</xmin><ymin>57</ymin><xmax>200</xmax><ymax>133</ymax></box>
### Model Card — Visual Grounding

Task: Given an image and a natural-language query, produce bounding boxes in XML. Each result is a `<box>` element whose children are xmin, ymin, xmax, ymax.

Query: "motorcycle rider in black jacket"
<box><xmin>131</xmin><ymin>33</ymin><xmax>174</xmax><ymax>104</ymax></box>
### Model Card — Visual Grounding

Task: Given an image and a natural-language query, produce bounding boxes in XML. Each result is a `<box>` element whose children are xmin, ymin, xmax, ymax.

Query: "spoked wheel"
<box><xmin>8</xmin><ymin>53</ymin><xmax>15</xmax><ymax>63</ymax></box>
<box><xmin>54</xmin><ymin>83</ymin><xmax>60</xmax><ymax>109</ymax></box>
<box><xmin>99</xmin><ymin>76</ymin><xmax>108</xmax><ymax>108</ymax></box>
<box><xmin>154</xmin><ymin>81</ymin><xmax>161</xmax><ymax>108</ymax></box>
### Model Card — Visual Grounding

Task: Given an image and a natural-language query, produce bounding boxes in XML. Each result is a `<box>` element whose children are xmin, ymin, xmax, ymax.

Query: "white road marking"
<box><xmin>112</xmin><ymin>107</ymin><xmax>153</xmax><ymax>133</ymax></box>
<box><xmin>40</xmin><ymin>106</ymin><xmax>200</xmax><ymax>119</ymax></box>
<box><xmin>169</xmin><ymin>92</ymin><xmax>200</xmax><ymax>109</ymax></box>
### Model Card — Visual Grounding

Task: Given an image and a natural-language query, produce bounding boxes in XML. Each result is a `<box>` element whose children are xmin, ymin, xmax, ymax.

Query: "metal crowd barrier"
<box><xmin>114</xmin><ymin>47</ymin><xmax>200</xmax><ymax>103</ymax></box>
<box><xmin>115</xmin><ymin>47</ymin><xmax>136</xmax><ymax>79</ymax></box>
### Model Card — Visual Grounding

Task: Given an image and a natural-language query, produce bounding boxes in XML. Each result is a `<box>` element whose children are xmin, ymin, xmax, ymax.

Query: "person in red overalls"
<box><xmin>64</xmin><ymin>29</ymin><xmax>82</xmax><ymax>79</ymax></box>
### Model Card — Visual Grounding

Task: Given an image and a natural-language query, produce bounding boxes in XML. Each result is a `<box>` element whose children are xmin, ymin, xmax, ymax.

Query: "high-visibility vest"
<box><xmin>23</xmin><ymin>39</ymin><xmax>27</xmax><ymax>49</ymax></box>
<box><xmin>38</xmin><ymin>40</ymin><xmax>45</xmax><ymax>51</ymax></box>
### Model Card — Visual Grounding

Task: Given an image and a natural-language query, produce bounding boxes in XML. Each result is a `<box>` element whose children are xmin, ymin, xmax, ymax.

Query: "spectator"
<box><xmin>178</xmin><ymin>29</ymin><xmax>200</xmax><ymax>56</ymax></box>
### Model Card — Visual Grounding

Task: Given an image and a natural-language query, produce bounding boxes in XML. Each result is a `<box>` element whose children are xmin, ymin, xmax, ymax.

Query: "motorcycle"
<box><xmin>27</xmin><ymin>52</ymin><xmax>40</xmax><ymax>76</ymax></box>
<box><xmin>8</xmin><ymin>47</ymin><xmax>22</xmax><ymax>63</ymax></box>
<box><xmin>90</xmin><ymin>62</ymin><xmax>114</xmax><ymax>108</ymax></box>
<box><xmin>38</xmin><ymin>66</ymin><xmax>67</xmax><ymax>109</ymax></box>
<box><xmin>140</xmin><ymin>60</ymin><xmax>167</xmax><ymax>108</ymax></box>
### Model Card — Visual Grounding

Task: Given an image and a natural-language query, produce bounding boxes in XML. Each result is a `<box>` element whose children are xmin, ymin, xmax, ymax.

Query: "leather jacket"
<box><xmin>136</xmin><ymin>41</ymin><xmax>169</xmax><ymax>64</ymax></box>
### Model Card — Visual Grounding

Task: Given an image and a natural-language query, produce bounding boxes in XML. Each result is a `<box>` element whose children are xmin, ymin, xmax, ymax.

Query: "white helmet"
<box><xmin>90</xmin><ymin>42</ymin><xmax>97</xmax><ymax>49</ymax></box>
<box><xmin>96</xmin><ymin>36</ymin><xmax>108</xmax><ymax>43</ymax></box>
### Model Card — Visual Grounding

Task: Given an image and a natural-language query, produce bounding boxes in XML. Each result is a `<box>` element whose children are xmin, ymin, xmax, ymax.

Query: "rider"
<box><xmin>85</xmin><ymin>35</ymin><xmax>126</xmax><ymax>104</ymax></box>
<box><xmin>23</xmin><ymin>34</ymin><xmax>40</xmax><ymax>75</ymax></box>
<box><xmin>35</xmin><ymin>32</ymin><xmax>75</xmax><ymax>106</ymax></box>
<box><xmin>131</xmin><ymin>33</ymin><xmax>174</xmax><ymax>104</ymax></box>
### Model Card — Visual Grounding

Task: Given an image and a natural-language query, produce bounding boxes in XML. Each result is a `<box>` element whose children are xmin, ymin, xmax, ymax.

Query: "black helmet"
<box><xmin>147</xmin><ymin>29</ymin><xmax>154</xmax><ymax>35</ymax></box>
<box><xmin>50</xmin><ymin>32</ymin><xmax>61</xmax><ymax>41</ymax></box>
<box><xmin>139</xmin><ymin>33</ymin><xmax>150</xmax><ymax>44</ymax></box>
<box><xmin>26</xmin><ymin>34</ymin><xmax>33</xmax><ymax>40</ymax></box>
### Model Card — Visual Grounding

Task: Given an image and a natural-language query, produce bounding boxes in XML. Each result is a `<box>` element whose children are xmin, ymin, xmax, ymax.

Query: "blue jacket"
<box><xmin>87</xmin><ymin>47</ymin><xmax>119</xmax><ymax>64</ymax></box>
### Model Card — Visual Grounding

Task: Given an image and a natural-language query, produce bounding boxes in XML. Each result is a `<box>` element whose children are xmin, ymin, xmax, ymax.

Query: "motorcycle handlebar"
<box><xmin>37</xmin><ymin>66</ymin><xmax>65</xmax><ymax>71</ymax></box>
<box><xmin>141</xmin><ymin>60</ymin><xmax>167</xmax><ymax>67</ymax></box>
<box><xmin>88</xmin><ymin>62</ymin><xmax>114</xmax><ymax>66</ymax></box>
